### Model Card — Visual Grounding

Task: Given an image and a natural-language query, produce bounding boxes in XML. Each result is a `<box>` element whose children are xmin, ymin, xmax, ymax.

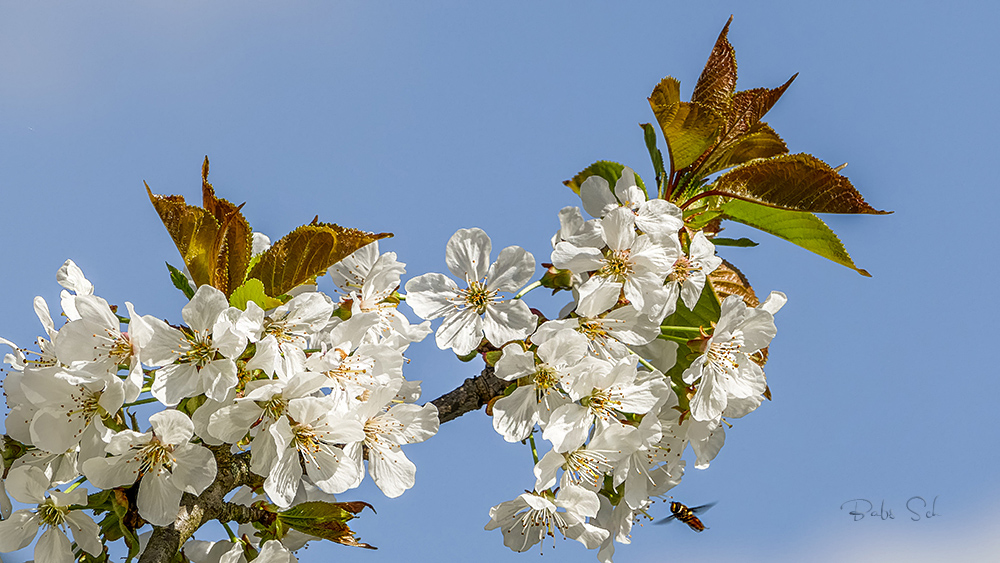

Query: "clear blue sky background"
<box><xmin>2</xmin><ymin>2</ymin><xmax>998</xmax><ymax>562</ymax></box>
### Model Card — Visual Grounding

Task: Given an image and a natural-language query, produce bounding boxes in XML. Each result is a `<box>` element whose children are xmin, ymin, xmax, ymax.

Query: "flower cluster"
<box><xmin>407</xmin><ymin>169</ymin><xmax>785</xmax><ymax>561</ymax></box>
<box><xmin>0</xmin><ymin>242</ymin><xmax>439</xmax><ymax>561</ymax></box>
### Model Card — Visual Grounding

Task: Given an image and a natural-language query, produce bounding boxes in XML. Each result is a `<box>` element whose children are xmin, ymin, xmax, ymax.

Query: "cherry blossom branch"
<box><xmin>136</xmin><ymin>369</ymin><xmax>501</xmax><ymax>563</ymax></box>
<box><xmin>429</xmin><ymin>365</ymin><xmax>506</xmax><ymax>424</ymax></box>
<box><xmin>138</xmin><ymin>446</ymin><xmax>262</xmax><ymax>563</ymax></box>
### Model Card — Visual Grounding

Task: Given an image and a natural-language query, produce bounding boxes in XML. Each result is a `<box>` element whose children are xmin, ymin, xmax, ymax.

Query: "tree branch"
<box><xmin>429</xmin><ymin>365</ymin><xmax>506</xmax><ymax>424</ymax></box>
<box><xmin>137</xmin><ymin>446</ymin><xmax>263</xmax><ymax>563</ymax></box>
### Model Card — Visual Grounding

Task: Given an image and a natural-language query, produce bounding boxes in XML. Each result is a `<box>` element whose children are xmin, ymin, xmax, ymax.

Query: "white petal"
<box><xmin>403</xmin><ymin>273</ymin><xmax>460</xmax><ymax>321</ymax></box>
<box><xmin>486</xmin><ymin>246</ymin><xmax>535</xmax><ymax>293</ymax></box>
<box><xmin>492</xmin><ymin>386</ymin><xmax>541</xmax><ymax>443</ymax></box>
<box><xmin>5</xmin><ymin>465</ymin><xmax>50</xmax><ymax>504</ymax></box>
<box><xmin>182</xmin><ymin>285</ymin><xmax>230</xmax><ymax>333</ymax></box>
<box><xmin>369</xmin><ymin>445</ymin><xmax>416</xmax><ymax>498</ymax></box>
<box><xmin>138</xmin><ymin>471</ymin><xmax>183</xmax><ymax>526</ymax></box>
<box><xmin>601</xmin><ymin>207</ymin><xmax>636</xmax><ymax>251</ymax></box>
<box><xmin>761</xmin><ymin>290</ymin><xmax>788</xmax><ymax>315</ymax></box>
<box><xmin>551</xmin><ymin>242</ymin><xmax>604</xmax><ymax>273</ymax></box>
<box><xmin>0</xmin><ymin>510</ymin><xmax>39</xmax><ymax>552</ymax></box>
<box><xmin>575</xmin><ymin>276</ymin><xmax>621</xmax><ymax>318</ymax></box>
<box><xmin>542</xmin><ymin>404</ymin><xmax>592</xmax><ymax>453</ymax></box>
<box><xmin>149</xmin><ymin>410</ymin><xmax>195</xmax><ymax>446</ymax></box>
<box><xmin>445</xmin><ymin>228</ymin><xmax>491</xmax><ymax>281</ymax></box>
<box><xmin>65</xmin><ymin>511</ymin><xmax>103</xmax><ymax>556</ymax></box>
<box><xmin>482</xmin><ymin>300</ymin><xmax>536</xmax><ymax>348</ymax></box>
<box><xmin>495</xmin><ymin>343</ymin><xmax>537</xmax><ymax>382</ymax></box>
<box><xmin>580</xmin><ymin>176</ymin><xmax>616</xmax><ymax>218</ymax></box>
<box><xmin>435</xmin><ymin>308</ymin><xmax>483</xmax><ymax>355</ymax></box>
<box><xmin>35</xmin><ymin>527</ymin><xmax>74</xmax><ymax>563</ymax></box>
<box><xmin>171</xmin><ymin>444</ymin><xmax>218</xmax><ymax>495</ymax></box>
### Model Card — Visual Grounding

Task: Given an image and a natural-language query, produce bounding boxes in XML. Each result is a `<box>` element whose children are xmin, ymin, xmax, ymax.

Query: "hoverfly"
<box><xmin>654</xmin><ymin>501</ymin><xmax>716</xmax><ymax>532</ymax></box>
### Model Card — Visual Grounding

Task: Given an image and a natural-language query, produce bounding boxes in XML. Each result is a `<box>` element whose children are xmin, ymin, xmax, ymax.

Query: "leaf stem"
<box><xmin>64</xmin><ymin>476</ymin><xmax>87</xmax><ymax>493</ymax></box>
<box><xmin>514</xmin><ymin>280</ymin><xmax>542</xmax><ymax>300</ymax></box>
<box><xmin>660</xmin><ymin>326</ymin><xmax>704</xmax><ymax>334</ymax></box>
<box><xmin>657</xmin><ymin>334</ymin><xmax>692</xmax><ymax>344</ymax></box>
<box><xmin>124</xmin><ymin>397</ymin><xmax>160</xmax><ymax>408</ymax></box>
<box><xmin>528</xmin><ymin>433</ymin><xmax>540</xmax><ymax>465</ymax></box>
<box><xmin>222</xmin><ymin>521</ymin><xmax>239</xmax><ymax>543</ymax></box>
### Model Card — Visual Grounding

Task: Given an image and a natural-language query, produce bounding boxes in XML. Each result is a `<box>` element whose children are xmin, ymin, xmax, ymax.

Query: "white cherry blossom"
<box><xmin>405</xmin><ymin>228</ymin><xmax>537</xmax><ymax>355</ymax></box>
<box><xmin>684</xmin><ymin>291</ymin><xmax>786</xmax><ymax>422</ymax></box>
<box><xmin>82</xmin><ymin>410</ymin><xmax>217</xmax><ymax>526</ymax></box>
<box><xmin>0</xmin><ymin>466</ymin><xmax>102</xmax><ymax>563</ymax></box>
<box><xmin>485</xmin><ymin>485</ymin><xmax>608</xmax><ymax>553</ymax></box>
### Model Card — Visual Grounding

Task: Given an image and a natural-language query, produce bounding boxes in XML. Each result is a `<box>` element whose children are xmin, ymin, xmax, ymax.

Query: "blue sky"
<box><xmin>2</xmin><ymin>2</ymin><xmax>998</xmax><ymax>562</ymax></box>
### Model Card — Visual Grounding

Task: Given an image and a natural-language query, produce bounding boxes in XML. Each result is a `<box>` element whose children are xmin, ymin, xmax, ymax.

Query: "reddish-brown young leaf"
<box><xmin>692</xmin><ymin>15</ymin><xmax>738</xmax><ymax>115</ymax></box>
<box><xmin>199</xmin><ymin>157</ymin><xmax>253</xmax><ymax>296</ymax></box>
<box><xmin>146</xmin><ymin>185</ymin><xmax>225</xmax><ymax>292</ymax></box>
<box><xmin>709</xmin><ymin>153</ymin><xmax>891</xmax><ymax>214</ymax></box>
<box><xmin>699</xmin><ymin>122</ymin><xmax>788</xmax><ymax>175</ymax></box>
<box><xmin>724</xmin><ymin>76</ymin><xmax>797</xmax><ymax>140</ymax></box>
<box><xmin>707</xmin><ymin>258</ymin><xmax>758</xmax><ymax>308</ymax></box>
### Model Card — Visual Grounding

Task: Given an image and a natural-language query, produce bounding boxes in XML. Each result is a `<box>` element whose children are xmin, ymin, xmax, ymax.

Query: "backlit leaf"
<box><xmin>166</xmin><ymin>262</ymin><xmax>195</xmax><ymax>299</ymax></box>
<box><xmin>708</xmin><ymin>258</ymin><xmax>758</xmax><ymax>308</ymax></box>
<box><xmin>648</xmin><ymin>76</ymin><xmax>726</xmax><ymax>173</ymax></box>
<box><xmin>248</xmin><ymin>223</ymin><xmax>391</xmax><ymax>297</ymax></box>
<box><xmin>711</xmin><ymin>153</ymin><xmax>891</xmax><ymax>215</ymax></box>
<box><xmin>200</xmin><ymin>157</ymin><xmax>253</xmax><ymax>296</ymax></box>
<box><xmin>721</xmin><ymin>199</ymin><xmax>872</xmax><ymax>276</ymax></box>
<box><xmin>148</xmin><ymin>186</ymin><xmax>228</xmax><ymax>291</ymax></box>
<box><xmin>691</xmin><ymin>16</ymin><xmax>737</xmax><ymax>115</ymax></box>
<box><xmin>276</xmin><ymin>501</ymin><xmax>376</xmax><ymax>549</ymax></box>
<box><xmin>146</xmin><ymin>159</ymin><xmax>253</xmax><ymax>297</ymax></box>
<box><xmin>229</xmin><ymin>278</ymin><xmax>283</xmax><ymax>311</ymax></box>
<box><xmin>563</xmin><ymin>160</ymin><xmax>647</xmax><ymax>198</ymax></box>
<box><xmin>699</xmin><ymin>122</ymin><xmax>788</xmax><ymax>176</ymax></box>
<box><xmin>724</xmin><ymin>76</ymin><xmax>796</xmax><ymax>141</ymax></box>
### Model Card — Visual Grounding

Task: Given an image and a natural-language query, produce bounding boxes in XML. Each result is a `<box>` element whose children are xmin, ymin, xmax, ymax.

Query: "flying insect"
<box><xmin>654</xmin><ymin>501</ymin><xmax>716</xmax><ymax>532</ymax></box>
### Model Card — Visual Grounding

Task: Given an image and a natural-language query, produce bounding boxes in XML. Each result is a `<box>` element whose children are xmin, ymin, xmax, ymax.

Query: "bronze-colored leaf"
<box><xmin>692</xmin><ymin>16</ymin><xmax>737</xmax><ymax>115</ymax></box>
<box><xmin>700</xmin><ymin>122</ymin><xmax>788</xmax><ymax>175</ymax></box>
<box><xmin>200</xmin><ymin>157</ymin><xmax>253</xmax><ymax>296</ymax></box>
<box><xmin>249</xmin><ymin>223</ymin><xmax>391</xmax><ymax>297</ymax></box>
<box><xmin>724</xmin><ymin>76</ymin><xmax>796</xmax><ymax>140</ymax></box>
<box><xmin>146</xmin><ymin>160</ymin><xmax>253</xmax><ymax>297</ymax></box>
<box><xmin>710</xmin><ymin>153</ymin><xmax>891</xmax><ymax>214</ymax></box>
<box><xmin>146</xmin><ymin>184</ymin><xmax>224</xmax><ymax>291</ymax></box>
<box><xmin>707</xmin><ymin>258</ymin><xmax>758</xmax><ymax>308</ymax></box>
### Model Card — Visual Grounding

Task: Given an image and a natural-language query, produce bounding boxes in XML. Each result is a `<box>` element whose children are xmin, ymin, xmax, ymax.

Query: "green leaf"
<box><xmin>641</xmin><ymin>123</ymin><xmax>666</xmax><ymax>193</ymax></box>
<box><xmin>166</xmin><ymin>262</ymin><xmax>195</xmax><ymax>299</ymax></box>
<box><xmin>711</xmin><ymin>237</ymin><xmax>758</xmax><ymax>247</ymax></box>
<box><xmin>248</xmin><ymin>223</ymin><xmax>391</xmax><ymax>298</ymax></box>
<box><xmin>710</xmin><ymin>153</ymin><xmax>891</xmax><ymax>214</ymax></box>
<box><xmin>721</xmin><ymin>199</ymin><xmax>871</xmax><ymax>276</ymax></box>
<box><xmin>229</xmin><ymin>278</ymin><xmax>283</xmax><ymax>311</ymax></box>
<box><xmin>563</xmin><ymin>160</ymin><xmax>646</xmax><ymax>198</ymax></box>
<box><xmin>661</xmin><ymin>281</ymin><xmax>721</xmax><ymax>407</ymax></box>
<box><xmin>691</xmin><ymin>16</ymin><xmax>738</xmax><ymax>116</ymax></box>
